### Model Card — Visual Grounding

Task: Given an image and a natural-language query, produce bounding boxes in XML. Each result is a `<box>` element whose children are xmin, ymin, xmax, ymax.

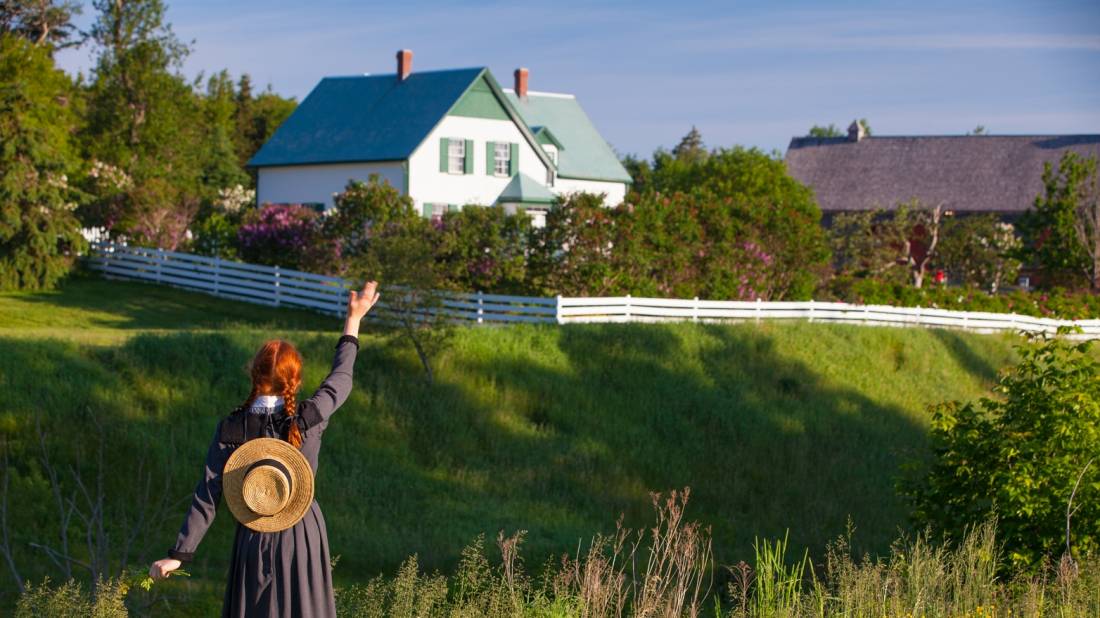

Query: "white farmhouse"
<box><xmin>248</xmin><ymin>50</ymin><xmax>631</xmax><ymax>226</ymax></box>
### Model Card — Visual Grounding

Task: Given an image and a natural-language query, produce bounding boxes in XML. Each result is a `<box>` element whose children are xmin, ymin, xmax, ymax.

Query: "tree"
<box><xmin>1017</xmin><ymin>152</ymin><xmax>1096</xmax><ymax>289</ymax></box>
<box><xmin>807</xmin><ymin>124</ymin><xmax>842</xmax><ymax>138</ymax></box>
<box><xmin>436</xmin><ymin>205</ymin><xmax>532</xmax><ymax>294</ymax></box>
<box><xmin>526</xmin><ymin>192</ymin><xmax>622</xmax><ymax>296</ymax></box>
<box><xmin>671</xmin><ymin>126</ymin><xmax>706</xmax><ymax>162</ymax></box>
<box><xmin>233</xmin><ymin>78</ymin><xmax>296</xmax><ymax>170</ymax></box>
<box><xmin>904</xmin><ymin>331</ymin><xmax>1100</xmax><ymax>570</ymax></box>
<box><xmin>936</xmin><ymin>214</ymin><xmax>1021</xmax><ymax>291</ymax></box>
<box><xmin>857</xmin><ymin>118</ymin><xmax>872</xmax><ymax>136</ymax></box>
<box><xmin>830</xmin><ymin>201</ymin><xmax>943</xmax><ymax>288</ymax></box>
<box><xmin>200</xmin><ymin>70</ymin><xmax>249</xmax><ymax>198</ymax></box>
<box><xmin>0</xmin><ymin>0</ymin><xmax>81</xmax><ymax>49</ymax></box>
<box><xmin>0</xmin><ymin>33</ymin><xmax>86</xmax><ymax>290</ymax></box>
<box><xmin>969</xmin><ymin>125</ymin><xmax>987</xmax><ymax>136</ymax></box>
<box><xmin>79</xmin><ymin>0</ymin><xmax>204</xmax><ymax>249</ymax></box>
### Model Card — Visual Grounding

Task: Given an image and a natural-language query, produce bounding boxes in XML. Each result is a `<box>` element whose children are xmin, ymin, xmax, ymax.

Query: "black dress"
<box><xmin>167</xmin><ymin>334</ymin><xmax>359</xmax><ymax>618</ymax></box>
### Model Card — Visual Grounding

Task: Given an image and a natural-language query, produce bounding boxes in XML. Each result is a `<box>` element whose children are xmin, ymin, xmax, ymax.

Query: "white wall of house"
<box><xmin>553</xmin><ymin>177</ymin><xmax>628</xmax><ymax>206</ymax></box>
<box><xmin>256</xmin><ymin>162</ymin><xmax>405</xmax><ymax>210</ymax></box>
<box><xmin>407</xmin><ymin>115</ymin><xmax>551</xmax><ymax>209</ymax></box>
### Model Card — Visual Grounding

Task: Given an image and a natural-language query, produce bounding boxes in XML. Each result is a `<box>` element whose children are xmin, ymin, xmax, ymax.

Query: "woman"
<box><xmin>149</xmin><ymin>280</ymin><xmax>381</xmax><ymax>617</ymax></box>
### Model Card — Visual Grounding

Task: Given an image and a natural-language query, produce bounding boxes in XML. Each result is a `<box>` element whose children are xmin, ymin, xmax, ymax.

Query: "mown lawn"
<box><xmin>0</xmin><ymin>270</ymin><xmax>1023</xmax><ymax>613</ymax></box>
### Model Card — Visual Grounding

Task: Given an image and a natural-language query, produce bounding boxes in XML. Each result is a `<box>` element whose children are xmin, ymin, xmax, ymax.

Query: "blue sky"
<box><xmin>55</xmin><ymin>0</ymin><xmax>1100</xmax><ymax>158</ymax></box>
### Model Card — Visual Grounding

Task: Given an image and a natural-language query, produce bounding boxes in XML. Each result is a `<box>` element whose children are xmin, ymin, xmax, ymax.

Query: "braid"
<box><xmin>282</xmin><ymin>380</ymin><xmax>302</xmax><ymax>448</ymax></box>
<box><xmin>240</xmin><ymin>383</ymin><xmax>260</xmax><ymax>411</ymax></box>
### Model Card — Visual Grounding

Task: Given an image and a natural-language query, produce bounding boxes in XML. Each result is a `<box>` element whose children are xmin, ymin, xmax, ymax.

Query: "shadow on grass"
<box><xmin>1</xmin><ymin>270</ymin><xmax>337</xmax><ymax>332</ymax></box>
<box><xmin>1</xmin><ymin>321</ymin><xmax>931</xmax><ymax>614</ymax></box>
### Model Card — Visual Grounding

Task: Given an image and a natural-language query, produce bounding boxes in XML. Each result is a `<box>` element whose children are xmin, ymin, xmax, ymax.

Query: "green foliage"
<box><xmin>189</xmin><ymin>209</ymin><xmax>240</xmax><ymax>259</ymax></box>
<box><xmin>936</xmin><ymin>214</ymin><xmax>1021</xmax><ymax>291</ymax></box>
<box><xmin>830</xmin><ymin>200</ymin><xmax>943</xmax><ymax>288</ymax></box>
<box><xmin>904</xmin><ymin>331</ymin><xmax>1100</xmax><ymax>569</ymax></box>
<box><xmin>233</xmin><ymin>74</ymin><xmax>296</xmax><ymax>169</ymax></box>
<box><xmin>319</xmin><ymin>176</ymin><xmax>417</xmax><ymax>276</ymax></box>
<box><xmin>822</xmin><ymin>277</ymin><xmax>1100</xmax><ymax>320</ymax></box>
<box><xmin>0</xmin><ymin>33</ymin><xmax>86</xmax><ymax>290</ymax></box>
<box><xmin>79</xmin><ymin>0</ymin><xmax>203</xmax><ymax>249</ymax></box>
<box><xmin>15</xmin><ymin>576</ymin><xmax>129</xmax><ymax>618</ymax></box>
<box><xmin>436</xmin><ymin>205</ymin><xmax>532</xmax><ymax>294</ymax></box>
<box><xmin>1017</xmin><ymin>151</ymin><xmax>1098</xmax><ymax>289</ymax></box>
<box><xmin>526</xmin><ymin>192</ymin><xmax>622</xmax><ymax>296</ymax></box>
<box><xmin>807</xmin><ymin>124</ymin><xmax>842</xmax><ymax>138</ymax></box>
<box><xmin>200</xmin><ymin>70</ymin><xmax>249</xmax><ymax>198</ymax></box>
<box><xmin>0</xmin><ymin>0</ymin><xmax>81</xmax><ymax>49</ymax></box>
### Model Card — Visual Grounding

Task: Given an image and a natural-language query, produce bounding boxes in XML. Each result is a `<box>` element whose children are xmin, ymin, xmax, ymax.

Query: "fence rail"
<box><xmin>85</xmin><ymin>242</ymin><xmax>1100</xmax><ymax>337</ymax></box>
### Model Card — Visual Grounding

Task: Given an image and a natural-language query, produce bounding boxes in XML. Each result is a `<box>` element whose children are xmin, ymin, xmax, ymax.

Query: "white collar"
<box><xmin>251</xmin><ymin>394</ymin><xmax>285</xmax><ymax>410</ymax></box>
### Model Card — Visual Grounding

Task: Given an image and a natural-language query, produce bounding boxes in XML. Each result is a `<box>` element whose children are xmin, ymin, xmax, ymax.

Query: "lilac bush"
<box><xmin>237</xmin><ymin>204</ymin><xmax>321</xmax><ymax>268</ymax></box>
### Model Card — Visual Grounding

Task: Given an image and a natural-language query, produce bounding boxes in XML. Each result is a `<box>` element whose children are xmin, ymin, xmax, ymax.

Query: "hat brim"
<box><xmin>223</xmin><ymin>438</ymin><xmax>315</xmax><ymax>533</ymax></box>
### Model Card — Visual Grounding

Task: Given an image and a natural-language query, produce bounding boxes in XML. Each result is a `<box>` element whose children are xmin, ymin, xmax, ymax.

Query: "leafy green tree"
<box><xmin>830</xmin><ymin>201</ymin><xmax>943</xmax><ymax>288</ymax></box>
<box><xmin>904</xmin><ymin>331</ymin><xmax>1100</xmax><ymax>570</ymax></box>
<box><xmin>200</xmin><ymin>70</ymin><xmax>249</xmax><ymax>198</ymax></box>
<box><xmin>79</xmin><ymin>0</ymin><xmax>204</xmax><ymax>249</ymax></box>
<box><xmin>436</xmin><ymin>205</ymin><xmax>531</xmax><ymax>294</ymax></box>
<box><xmin>0</xmin><ymin>0</ymin><xmax>81</xmax><ymax>49</ymax></box>
<box><xmin>0</xmin><ymin>33</ymin><xmax>86</xmax><ymax>290</ymax></box>
<box><xmin>1018</xmin><ymin>152</ymin><xmax>1097</xmax><ymax>289</ymax></box>
<box><xmin>808</xmin><ymin>124</ymin><xmax>842</xmax><ymax>138</ymax></box>
<box><xmin>233</xmin><ymin>75</ymin><xmax>296</xmax><ymax>169</ymax></box>
<box><xmin>526</xmin><ymin>192</ymin><xmax>622</xmax><ymax>296</ymax></box>
<box><xmin>935</xmin><ymin>214</ymin><xmax>1021</xmax><ymax>291</ymax></box>
<box><xmin>671</xmin><ymin>126</ymin><xmax>706</xmax><ymax>162</ymax></box>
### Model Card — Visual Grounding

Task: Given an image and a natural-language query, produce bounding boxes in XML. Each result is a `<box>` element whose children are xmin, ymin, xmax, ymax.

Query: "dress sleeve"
<box><xmin>167</xmin><ymin>423</ymin><xmax>231</xmax><ymax>563</ymax></box>
<box><xmin>298</xmin><ymin>334</ymin><xmax>359</xmax><ymax>427</ymax></box>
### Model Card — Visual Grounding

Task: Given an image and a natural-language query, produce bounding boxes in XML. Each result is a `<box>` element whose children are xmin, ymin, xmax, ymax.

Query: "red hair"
<box><xmin>241</xmin><ymin>340</ymin><xmax>304</xmax><ymax>448</ymax></box>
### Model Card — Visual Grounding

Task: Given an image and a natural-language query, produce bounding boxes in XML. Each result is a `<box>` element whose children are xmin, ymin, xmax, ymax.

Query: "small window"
<box><xmin>448</xmin><ymin>139</ymin><xmax>466</xmax><ymax>174</ymax></box>
<box><xmin>544</xmin><ymin>148</ymin><xmax>557</xmax><ymax>166</ymax></box>
<box><xmin>546</xmin><ymin>168</ymin><xmax>555</xmax><ymax>187</ymax></box>
<box><xmin>494</xmin><ymin>142</ymin><xmax>511</xmax><ymax>176</ymax></box>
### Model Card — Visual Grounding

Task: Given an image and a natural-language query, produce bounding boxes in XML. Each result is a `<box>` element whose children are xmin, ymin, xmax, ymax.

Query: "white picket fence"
<box><xmin>84</xmin><ymin>242</ymin><xmax>1100</xmax><ymax>337</ymax></box>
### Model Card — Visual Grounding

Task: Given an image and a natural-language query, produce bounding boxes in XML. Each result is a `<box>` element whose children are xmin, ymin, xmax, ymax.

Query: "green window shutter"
<box><xmin>422</xmin><ymin>203</ymin><xmax>433</xmax><ymax>217</ymax></box>
<box><xmin>464</xmin><ymin>139</ymin><xmax>474</xmax><ymax>174</ymax></box>
<box><xmin>439</xmin><ymin>138</ymin><xmax>449</xmax><ymax>173</ymax></box>
<box><xmin>509</xmin><ymin>142</ymin><xmax>519</xmax><ymax>176</ymax></box>
<box><xmin>486</xmin><ymin>141</ymin><xmax>495</xmax><ymax>176</ymax></box>
<box><xmin>448</xmin><ymin>204</ymin><xmax>459</xmax><ymax>212</ymax></box>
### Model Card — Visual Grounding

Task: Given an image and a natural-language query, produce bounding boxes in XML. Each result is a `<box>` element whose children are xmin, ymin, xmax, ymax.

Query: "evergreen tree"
<box><xmin>202</xmin><ymin>69</ymin><xmax>248</xmax><ymax>195</ymax></box>
<box><xmin>671</xmin><ymin>126</ymin><xmax>706</xmax><ymax>162</ymax></box>
<box><xmin>0</xmin><ymin>34</ymin><xmax>85</xmax><ymax>290</ymax></box>
<box><xmin>80</xmin><ymin>0</ymin><xmax>204</xmax><ymax>249</ymax></box>
<box><xmin>0</xmin><ymin>0</ymin><xmax>81</xmax><ymax>49</ymax></box>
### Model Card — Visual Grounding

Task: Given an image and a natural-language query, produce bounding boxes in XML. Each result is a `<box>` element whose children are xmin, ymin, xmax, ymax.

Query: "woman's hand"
<box><xmin>149</xmin><ymin>558</ymin><xmax>182</xmax><ymax>580</ymax></box>
<box><xmin>344</xmin><ymin>280</ymin><xmax>380</xmax><ymax>337</ymax></box>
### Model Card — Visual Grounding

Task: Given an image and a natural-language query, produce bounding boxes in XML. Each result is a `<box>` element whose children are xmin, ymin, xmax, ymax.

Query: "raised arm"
<box><xmin>149</xmin><ymin>423</ymin><xmax>231</xmax><ymax>579</ymax></box>
<box><xmin>299</xmin><ymin>280</ymin><xmax>380</xmax><ymax>425</ymax></box>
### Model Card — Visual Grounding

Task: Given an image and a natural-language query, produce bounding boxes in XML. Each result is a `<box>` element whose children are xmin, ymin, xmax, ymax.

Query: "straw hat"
<box><xmin>223</xmin><ymin>438</ymin><xmax>314</xmax><ymax>532</ymax></box>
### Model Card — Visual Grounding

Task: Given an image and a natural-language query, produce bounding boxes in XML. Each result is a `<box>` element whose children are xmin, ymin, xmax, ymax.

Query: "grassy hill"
<box><xmin>0</xmin><ymin>271</ymin><xmax>1023</xmax><ymax>612</ymax></box>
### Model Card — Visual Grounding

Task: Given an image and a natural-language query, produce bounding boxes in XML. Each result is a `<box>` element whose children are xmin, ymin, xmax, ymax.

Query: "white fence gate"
<box><xmin>84</xmin><ymin>242</ymin><xmax>1100</xmax><ymax>338</ymax></box>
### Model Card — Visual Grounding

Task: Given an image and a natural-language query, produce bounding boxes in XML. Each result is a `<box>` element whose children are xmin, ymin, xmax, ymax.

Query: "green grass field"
<box><xmin>0</xmin><ymin>270</ymin><xmax>1024</xmax><ymax>612</ymax></box>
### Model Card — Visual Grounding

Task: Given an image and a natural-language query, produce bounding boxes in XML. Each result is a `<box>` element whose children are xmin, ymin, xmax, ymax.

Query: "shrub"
<box><xmin>236</xmin><ymin>203</ymin><xmax>322</xmax><ymax>269</ymax></box>
<box><xmin>436</xmin><ymin>205</ymin><xmax>532</xmax><ymax>294</ymax></box>
<box><xmin>903</xmin><ymin>331</ymin><xmax>1100</xmax><ymax>570</ymax></box>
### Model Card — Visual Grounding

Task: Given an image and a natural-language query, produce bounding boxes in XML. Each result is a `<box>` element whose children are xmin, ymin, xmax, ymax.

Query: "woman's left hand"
<box><xmin>149</xmin><ymin>558</ymin><xmax>182</xmax><ymax>580</ymax></box>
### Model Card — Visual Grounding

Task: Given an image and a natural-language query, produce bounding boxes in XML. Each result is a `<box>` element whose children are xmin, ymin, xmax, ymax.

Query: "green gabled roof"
<box><xmin>504</xmin><ymin>91</ymin><xmax>631</xmax><ymax>183</ymax></box>
<box><xmin>248</xmin><ymin>68</ymin><xmax>552</xmax><ymax>171</ymax></box>
<box><xmin>497</xmin><ymin>172</ymin><xmax>557</xmax><ymax>204</ymax></box>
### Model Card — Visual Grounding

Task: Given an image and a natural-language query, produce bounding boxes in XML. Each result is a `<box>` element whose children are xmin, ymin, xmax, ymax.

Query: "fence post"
<box><xmin>756</xmin><ymin>297</ymin><xmax>762</xmax><ymax>324</ymax></box>
<box><xmin>477</xmin><ymin>290</ymin><xmax>484</xmax><ymax>325</ymax></box>
<box><xmin>273</xmin><ymin>265</ymin><xmax>281</xmax><ymax>307</ymax></box>
<box><xmin>692</xmin><ymin>296</ymin><xmax>699</xmax><ymax>323</ymax></box>
<box><xmin>808</xmin><ymin>299</ymin><xmax>814</xmax><ymax>323</ymax></box>
<box><xmin>155</xmin><ymin>248</ymin><xmax>163</xmax><ymax>283</ymax></box>
<box><xmin>555</xmin><ymin>294</ymin><xmax>563</xmax><ymax>325</ymax></box>
<box><xmin>213</xmin><ymin>257</ymin><xmax>221</xmax><ymax>295</ymax></box>
<box><xmin>625</xmin><ymin>294</ymin><xmax>632</xmax><ymax>322</ymax></box>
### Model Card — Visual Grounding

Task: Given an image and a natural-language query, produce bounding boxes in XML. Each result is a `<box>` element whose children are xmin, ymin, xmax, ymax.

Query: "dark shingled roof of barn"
<box><xmin>784</xmin><ymin>134</ymin><xmax>1100</xmax><ymax>214</ymax></box>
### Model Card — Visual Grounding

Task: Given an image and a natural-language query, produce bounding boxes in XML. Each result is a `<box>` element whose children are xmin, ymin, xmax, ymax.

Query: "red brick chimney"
<box><xmin>397</xmin><ymin>49</ymin><xmax>412</xmax><ymax>81</ymax></box>
<box><xmin>514</xmin><ymin>67</ymin><xmax>529</xmax><ymax>98</ymax></box>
